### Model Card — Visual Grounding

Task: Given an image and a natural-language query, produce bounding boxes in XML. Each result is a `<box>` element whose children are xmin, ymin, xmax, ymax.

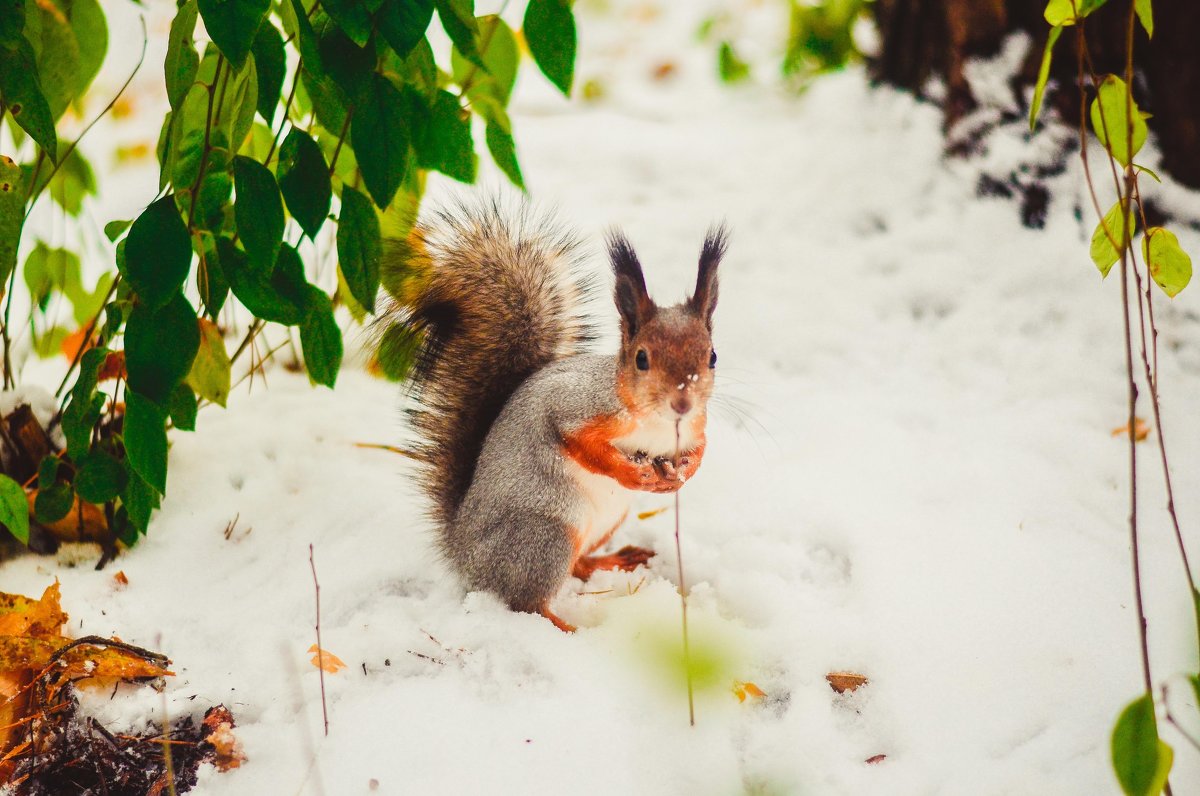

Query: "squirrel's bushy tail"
<box><xmin>380</xmin><ymin>199</ymin><xmax>595</xmax><ymax>526</ymax></box>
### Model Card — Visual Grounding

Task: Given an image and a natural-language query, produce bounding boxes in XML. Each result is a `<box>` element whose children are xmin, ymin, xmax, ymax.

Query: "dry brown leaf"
<box><xmin>1111</xmin><ymin>417</ymin><xmax>1150</xmax><ymax>441</ymax></box>
<box><xmin>25</xmin><ymin>492</ymin><xmax>108</xmax><ymax>543</ymax></box>
<box><xmin>866</xmin><ymin>754</ymin><xmax>887</xmax><ymax>764</ymax></box>
<box><xmin>826</xmin><ymin>671</ymin><xmax>869</xmax><ymax>694</ymax></box>
<box><xmin>97</xmin><ymin>350</ymin><xmax>127</xmax><ymax>382</ymax></box>
<box><xmin>308</xmin><ymin>644</ymin><xmax>346</xmax><ymax>673</ymax></box>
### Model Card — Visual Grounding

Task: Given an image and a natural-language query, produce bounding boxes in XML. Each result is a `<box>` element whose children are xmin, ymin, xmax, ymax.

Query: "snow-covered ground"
<box><xmin>4</xmin><ymin>1</ymin><xmax>1200</xmax><ymax>793</ymax></box>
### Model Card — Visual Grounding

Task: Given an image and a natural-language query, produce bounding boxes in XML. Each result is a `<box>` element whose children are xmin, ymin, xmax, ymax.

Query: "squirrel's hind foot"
<box><xmin>539</xmin><ymin>605</ymin><xmax>577</xmax><ymax>633</ymax></box>
<box><xmin>572</xmin><ymin>545</ymin><xmax>656</xmax><ymax>580</ymax></box>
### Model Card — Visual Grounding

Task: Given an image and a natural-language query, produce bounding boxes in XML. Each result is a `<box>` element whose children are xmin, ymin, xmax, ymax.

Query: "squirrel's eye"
<box><xmin>709</xmin><ymin>349</ymin><xmax>717</xmax><ymax>368</ymax></box>
<box><xmin>635</xmin><ymin>349</ymin><xmax>649</xmax><ymax>371</ymax></box>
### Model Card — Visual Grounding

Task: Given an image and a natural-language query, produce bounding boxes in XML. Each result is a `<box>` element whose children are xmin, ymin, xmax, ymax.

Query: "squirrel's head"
<box><xmin>608</xmin><ymin>227</ymin><xmax>727</xmax><ymax>424</ymax></box>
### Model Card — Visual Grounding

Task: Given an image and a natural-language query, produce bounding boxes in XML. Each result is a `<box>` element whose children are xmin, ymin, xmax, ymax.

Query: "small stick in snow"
<box><xmin>309</xmin><ymin>544</ymin><xmax>329</xmax><ymax>737</ymax></box>
<box><xmin>673</xmin><ymin>418</ymin><xmax>695</xmax><ymax>727</ymax></box>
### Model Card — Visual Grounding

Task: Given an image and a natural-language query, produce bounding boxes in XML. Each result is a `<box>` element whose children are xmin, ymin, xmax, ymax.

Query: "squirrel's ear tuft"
<box><xmin>690</xmin><ymin>224</ymin><xmax>727</xmax><ymax>330</ymax></box>
<box><xmin>608</xmin><ymin>230</ymin><xmax>654</xmax><ymax>338</ymax></box>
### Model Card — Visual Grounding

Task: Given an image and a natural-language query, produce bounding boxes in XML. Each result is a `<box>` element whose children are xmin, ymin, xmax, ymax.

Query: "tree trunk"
<box><xmin>871</xmin><ymin>0</ymin><xmax>1200</xmax><ymax>189</ymax></box>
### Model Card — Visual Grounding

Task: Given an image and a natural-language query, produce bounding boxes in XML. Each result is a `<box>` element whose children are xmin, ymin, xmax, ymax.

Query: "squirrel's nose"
<box><xmin>670</xmin><ymin>396</ymin><xmax>692</xmax><ymax>416</ymax></box>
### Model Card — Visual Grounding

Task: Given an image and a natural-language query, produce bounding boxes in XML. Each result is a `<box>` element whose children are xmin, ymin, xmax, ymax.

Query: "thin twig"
<box><xmin>673</xmin><ymin>418</ymin><xmax>694</xmax><ymax>727</ymax></box>
<box><xmin>309</xmin><ymin>543</ymin><xmax>329</xmax><ymax>736</ymax></box>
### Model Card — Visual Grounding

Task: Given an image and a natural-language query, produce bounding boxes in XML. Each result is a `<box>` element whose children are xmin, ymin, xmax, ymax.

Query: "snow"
<box><xmin>4</xmin><ymin>0</ymin><xmax>1200</xmax><ymax>794</ymax></box>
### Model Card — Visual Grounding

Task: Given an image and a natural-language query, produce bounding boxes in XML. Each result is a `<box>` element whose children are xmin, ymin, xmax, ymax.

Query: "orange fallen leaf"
<box><xmin>651</xmin><ymin>61</ymin><xmax>677</xmax><ymax>81</ymax></box>
<box><xmin>25</xmin><ymin>491</ymin><xmax>108</xmax><ymax>543</ymax></box>
<box><xmin>826</xmin><ymin>671</ymin><xmax>869</xmax><ymax>694</ymax></box>
<box><xmin>732</xmin><ymin>680</ymin><xmax>767</xmax><ymax>703</ymax></box>
<box><xmin>59</xmin><ymin>327</ymin><xmax>95</xmax><ymax>362</ymax></box>
<box><xmin>1111</xmin><ymin>417</ymin><xmax>1150</xmax><ymax>441</ymax></box>
<box><xmin>113</xmin><ymin>571</ymin><xmax>129</xmax><ymax>587</ymax></box>
<box><xmin>0</xmin><ymin>581</ymin><xmax>66</xmax><ymax>638</ymax></box>
<box><xmin>637</xmin><ymin>506</ymin><xmax>669</xmax><ymax>521</ymax></box>
<box><xmin>308</xmin><ymin>644</ymin><xmax>346</xmax><ymax>673</ymax></box>
<box><xmin>202</xmin><ymin>705</ymin><xmax>246</xmax><ymax>771</ymax></box>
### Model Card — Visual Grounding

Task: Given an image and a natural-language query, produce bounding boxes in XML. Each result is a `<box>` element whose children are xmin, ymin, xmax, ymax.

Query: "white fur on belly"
<box><xmin>566</xmin><ymin>460</ymin><xmax>632</xmax><ymax>552</ymax></box>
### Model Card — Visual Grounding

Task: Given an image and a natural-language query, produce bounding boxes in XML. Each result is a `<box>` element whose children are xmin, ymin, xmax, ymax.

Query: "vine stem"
<box><xmin>673</xmin><ymin>419</ymin><xmax>694</xmax><ymax>727</ymax></box>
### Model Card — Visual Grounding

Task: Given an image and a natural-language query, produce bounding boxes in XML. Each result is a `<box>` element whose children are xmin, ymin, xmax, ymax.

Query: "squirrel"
<box><xmin>383</xmin><ymin>201</ymin><xmax>725</xmax><ymax>632</ymax></box>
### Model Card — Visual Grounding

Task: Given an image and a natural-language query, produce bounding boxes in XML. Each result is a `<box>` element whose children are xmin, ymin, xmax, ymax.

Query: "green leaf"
<box><xmin>188</xmin><ymin>317</ymin><xmax>232</xmax><ymax>406</ymax></box>
<box><xmin>0</xmin><ymin>155</ymin><xmax>23</xmax><ymax>289</ymax></box>
<box><xmin>125</xmin><ymin>195</ymin><xmax>192</xmax><ymax>310</ymax></box>
<box><xmin>435</xmin><ymin>0</ymin><xmax>483</xmax><ymax>69</ymax></box>
<box><xmin>414</xmin><ymin>89</ymin><xmax>475</xmax><ymax>182</ymax></box>
<box><xmin>38</xmin><ymin>455</ymin><xmax>60</xmax><ymax>491</ymax></box>
<box><xmin>718</xmin><ymin>41</ymin><xmax>750</xmax><ymax>83</ymax></box>
<box><xmin>103</xmin><ymin>218</ymin><xmax>132</xmax><ymax>242</ymax></box>
<box><xmin>1029</xmin><ymin>25</ymin><xmax>1062</xmax><ymax>131</ymax></box>
<box><xmin>277</xmin><ymin>129</ymin><xmax>331</xmax><ymax>238</ymax></box>
<box><xmin>317</xmin><ymin>16</ymin><xmax>375</xmax><ymax>99</ymax></box>
<box><xmin>322</xmin><ymin>0</ymin><xmax>372</xmax><ymax>47</ymax></box>
<box><xmin>121</xmin><ymin>467</ymin><xmax>159</xmax><ymax>535</ymax></box>
<box><xmin>30</xmin><ymin>1</ymin><xmax>82</xmax><ymax>120</ymax></box>
<box><xmin>62</xmin><ymin>347</ymin><xmax>107</xmax><ymax>460</ymax></box>
<box><xmin>196</xmin><ymin>231</ymin><xmax>230</xmax><ymax>316</ymax></box>
<box><xmin>376</xmin><ymin>0</ymin><xmax>434</xmax><ymax>59</ymax></box>
<box><xmin>300</xmin><ymin>290</ymin><xmax>342</xmax><ymax>387</ymax></box>
<box><xmin>125</xmin><ymin>292</ymin><xmax>201</xmax><ymax>405</ymax></box>
<box><xmin>485</xmin><ymin>122</ymin><xmax>524</xmax><ymax>190</ymax></box>
<box><xmin>1142</xmin><ymin>227</ymin><xmax>1192</xmax><ymax>298</ymax></box>
<box><xmin>1135</xmin><ymin>0</ymin><xmax>1153</xmax><ymax>37</ymax></box>
<box><xmin>197</xmin><ymin>0</ymin><xmax>269</xmax><ymax>71</ymax></box>
<box><xmin>352</xmin><ymin>73</ymin><xmax>411</xmax><ymax>207</ymax></box>
<box><xmin>0</xmin><ymin>0</ymin><xmax>24</xmax><ymax>47</ymax></box>
<box><xmin>524</xmin><ymin>0</ymin><xmax>576</xmax><ymax>96</ymax></box>
<box><xmin>34</xmin><ymin>482</ymin><xmax>73</xmax><ymax>525</ymax></box>
<box><xmin>300</xmin><ymin>66</ymin><xmax>350</xmax><ymax>133</ymax></box>
<box><xmin>376</xmin><ymin>321</ymin><xmax>419</xmax><ymax>380</ymax></box>
<box><xmin>251</xmin><ymin>21</ymin><xmax>286</xmax><ymax>125</ymax></box>
<box><xmin>165</xmin><ymin>0</ymin><xmax>200</xmax><ymax>109</ymax></box>
<box><xmin>233</xmin><ymin>155</ymin><xmax>284</xmax><ymax>272</ymax></box>
<box><xmin>451</xmin><ymin>14</ymin><xmax>518</xmax><ymax>105</ymax></box>
<box><xmin>1090</xmin><ymin>201</ymin><xmax>1136</xmax><ymax>278</ymax></box>
<box><xmin>221</xmin><ymin>237</ymin><xmax>309</xmax><ymax>324</ymax></box>
<box><xmin>1090</xmin><ymin>75</ymin><xmax>1148</xmax><ymax>168</ymax></box>
<box><xmin>1044</xmin><ymin>0</ymin><xmax>1108</xmax><ymax>25</ymax></box>
<box><xmin>1133</xmin><ymin>163</ymin><xmax>1162</xmax><ymax>183</ymax></box>
<box><xmin>167</xmin><ymin>382</ymin><xmax>198</xmax><ymax>431</ymax></box>
<box><xmin>336</xmin><ymin>186</ymin><xmax>381</xmax><ymax>312</ymax></box>
<box><xmin>216</xmin><ymin>55</ymin><xmax>259</xmax><ymax>152</ymax></box>
<box><xmin>0</xmin><ymin>474</ymin><xmax>29</xmax><ymax>544</ymax></box>
<box><xmin>124</xmin><ymin>391</ymin><xmax>169</xmax><ymax>496</ymax></box>
<box><xmin>288</xmin><ymin>0</ymin><xmax>324</xmax><ymax>77</ymax></box>
<box><xmin>68</xmin><ymin>0</ymin><xmax>107</xmax><ymax>102</ymax></box>
<box><xmin>74</xmin><ymin>450</ymin><xmax>128</xmax><ymax>504</ymax></box>
<box><xmin>1111</xmin><ymin>693</ymin><xmax>1172</xmax><ymax>796</ymax></box>
<box><xmin>0</xmin><ymin>38</ymin><xmax>58</xmax><ymax>158</ymax></box>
